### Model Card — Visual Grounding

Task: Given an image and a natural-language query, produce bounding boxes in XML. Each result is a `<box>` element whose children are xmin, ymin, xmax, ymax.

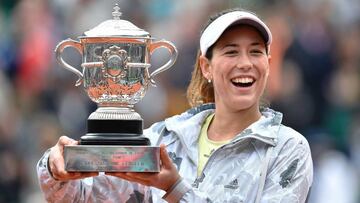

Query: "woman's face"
<box><xmin>200</xmin><ymin>25</ymin><xmax>271</xmax><ymax>113</ymax></box>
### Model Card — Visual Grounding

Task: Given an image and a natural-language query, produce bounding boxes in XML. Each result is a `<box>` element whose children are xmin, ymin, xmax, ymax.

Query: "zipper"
<box><xmin>197</xmin><ymin>133</ymin><xmax>275</xmax><ymax>178</ymax></box>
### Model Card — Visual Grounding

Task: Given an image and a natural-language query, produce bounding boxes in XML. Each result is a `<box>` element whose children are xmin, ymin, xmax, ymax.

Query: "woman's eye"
<box><xmin>250</xmin><ymin>49</ymin><xmax>265</xmax><ymax>54</ymax></box>
<box><xmin>224</xmin><ymin>50</ymin><xmax>238</xmax><ymax>55</ymax></box>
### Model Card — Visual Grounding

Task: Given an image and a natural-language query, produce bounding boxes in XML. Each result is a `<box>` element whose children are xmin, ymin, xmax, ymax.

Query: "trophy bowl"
<box><xmin>55</xmin><ymin>4</ymin><xmax>177</xmax><ymax>172</ymax></box>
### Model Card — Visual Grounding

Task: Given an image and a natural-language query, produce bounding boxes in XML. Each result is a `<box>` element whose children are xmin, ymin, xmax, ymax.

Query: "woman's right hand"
<box><xmin>48</xmin><ymin>135</ymin><xmax>99</xmax><ymax>181</ymax></box>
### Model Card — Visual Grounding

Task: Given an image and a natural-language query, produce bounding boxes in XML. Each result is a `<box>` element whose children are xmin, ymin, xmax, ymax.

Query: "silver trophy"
<box><xmin>55</xmin><ymin>4</ymin><xmax>177</xmax><ymax>172</ymax></box>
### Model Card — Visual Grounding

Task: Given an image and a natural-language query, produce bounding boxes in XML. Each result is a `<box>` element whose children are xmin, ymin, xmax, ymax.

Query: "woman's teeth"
<box><xmin>231</xmin><ymin>77</ymin><xmax>254</xmax><ymax>87</ymax></box>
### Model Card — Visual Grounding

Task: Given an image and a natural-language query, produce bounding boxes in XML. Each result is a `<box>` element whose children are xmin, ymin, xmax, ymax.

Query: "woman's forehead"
<box><xmin>216</xmin><ymin>25</ymin><xmax>267</xmax><ymax>46</ymax></box>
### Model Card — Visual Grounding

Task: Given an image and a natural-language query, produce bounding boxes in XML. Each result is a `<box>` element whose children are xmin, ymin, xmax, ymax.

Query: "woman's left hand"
<box><xmin>106</xmin><ymin>144</ymin><xmax>181</xmax><ymax>192</ymax></box>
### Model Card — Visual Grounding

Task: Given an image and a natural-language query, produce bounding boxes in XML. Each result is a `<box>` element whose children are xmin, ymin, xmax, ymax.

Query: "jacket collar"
<box><xmin>164</xmin><ymin>103</ymin><xmax>282</xmax><ymax>151</ymax></box>
<box><xmin>231</xmin><ymin>108</ymin><xmax>282</xmax><ymax>146</ymax></box>
<box><xmin>163</xmin><ymin>104</ymin><xmax>214</xmax><ymax>163</ymax></box>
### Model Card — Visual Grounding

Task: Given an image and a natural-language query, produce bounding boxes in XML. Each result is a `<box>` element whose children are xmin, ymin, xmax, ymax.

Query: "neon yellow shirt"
<box><xmin>197</xmin><ymin>113</ymin><xmax>231</xmax><ymax>176</ymax></box>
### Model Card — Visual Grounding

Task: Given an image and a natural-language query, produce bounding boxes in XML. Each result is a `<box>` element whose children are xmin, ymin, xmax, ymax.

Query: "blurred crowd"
<box><xmin>0</xmin><ymin>0</ymin><xmax>359</xmax><ymax>202</ymax></box>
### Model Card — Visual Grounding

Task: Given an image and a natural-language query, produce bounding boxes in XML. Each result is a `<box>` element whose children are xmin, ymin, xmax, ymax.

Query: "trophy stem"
<box><xmin>89</xmin><ymin>106</ymin><xmax>142</xmax><ymax>120</ymax></box>
<box><xmin>80</xmin><ymin>106</ymin><xmax>149</xmax><ymax>146</ymax></box>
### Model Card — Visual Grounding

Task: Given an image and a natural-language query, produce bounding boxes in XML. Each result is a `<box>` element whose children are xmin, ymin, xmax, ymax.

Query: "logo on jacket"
<box><xmin>192</xmin><ymin>172</ymin><xmax>205</xmax><ymax>188</ymax></box>
<box><xmin>224</xmin><ymin>179</ymin><xmax>239</xmax><ymax>189</ymax></box>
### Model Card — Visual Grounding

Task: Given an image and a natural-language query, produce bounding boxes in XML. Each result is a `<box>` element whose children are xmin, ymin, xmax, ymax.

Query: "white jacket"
<box><xmin>37</xmin><ymin>104</ymin><xmax>313</xmax><ymax>202</ymax></box>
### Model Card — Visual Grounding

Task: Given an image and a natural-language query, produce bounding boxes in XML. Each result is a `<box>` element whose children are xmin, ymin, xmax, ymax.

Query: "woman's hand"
<box><xmin>106</xmin><ymin>144</ymin><xmax>181</xmax><ymax>192</ymax></box>
<box><xmin>48</xmin><ymin>135</ymin><xmax>99</xmax><ymax>181</ymax></box>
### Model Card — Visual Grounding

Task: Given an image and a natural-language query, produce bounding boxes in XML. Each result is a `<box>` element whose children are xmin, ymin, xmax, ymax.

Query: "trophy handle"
<box><xmin>149</xmin><ymin>40</ymin><xmax>178</xmax><ymax>85</ymax></box>
<box><xmin>55</xmin><ymin>38</ymin><xmax>84</xmax><ymax>86</ymax></box>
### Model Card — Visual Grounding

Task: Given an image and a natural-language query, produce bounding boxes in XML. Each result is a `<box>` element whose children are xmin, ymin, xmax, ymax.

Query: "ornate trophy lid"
<box><xmin>82</xmin><ymin>4</ymin><xmax>150</xmax><ymax>38</ymax></box>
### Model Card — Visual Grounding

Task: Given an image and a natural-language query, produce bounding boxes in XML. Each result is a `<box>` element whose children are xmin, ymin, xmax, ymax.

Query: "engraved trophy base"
<box><xmin>64</xmin><ymin>108</ymin><xmax>160</xmax><ymax>172</ymax></box>
<box><xmin>64</xmin><ymin>144</ymin><xmax>160</xmax><ymax>172</ymax></box>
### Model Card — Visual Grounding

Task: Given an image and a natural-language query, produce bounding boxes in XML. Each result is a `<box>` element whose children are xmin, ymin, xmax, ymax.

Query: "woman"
<box><xmin>37</xmin><ymin>9</ymin><xmax>313</xmax><ymax>203</ymax></box>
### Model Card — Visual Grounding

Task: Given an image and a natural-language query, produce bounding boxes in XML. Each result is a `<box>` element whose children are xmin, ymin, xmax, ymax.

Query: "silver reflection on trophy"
<box><xmin>55</xmin><ymin>3</ymin><xmax>177</xmax><ymax>122</ymax></box>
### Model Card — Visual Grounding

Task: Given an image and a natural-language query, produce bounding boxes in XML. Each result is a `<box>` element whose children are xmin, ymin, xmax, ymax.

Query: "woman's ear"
<box><xmin>267</xmin><ymin>54</ymin><xmax>272</xmax><ymax>65</ymax></box>
<box><xmin>266</xmin><ymin>54</ymin><xmax>272</xmax><ymax>77</ymax></box>
<box><xmin>199</xmin><ymin>56</ymin><xmax>212</xmax><ymax>80</ymax></box>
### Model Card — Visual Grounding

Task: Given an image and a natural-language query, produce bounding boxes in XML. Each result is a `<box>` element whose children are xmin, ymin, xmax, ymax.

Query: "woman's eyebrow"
<box><xmin>218</xmin><ymin>41</ymin><xmax>265</xmax><ymax>51</ymax></box>
<box><xmin>221</xmin><ymin>42</ymin><xmax>264</xmax><ymax>49</ymax></box>
<box><xmin>220</xmin><ymin>43</ymin><xmax>238</xmax><ymax>50</ymax></box>
<box><xmin>250</xmin><ymin>42</ymin><xmax>265</xmax><ymax>47</ymax></box>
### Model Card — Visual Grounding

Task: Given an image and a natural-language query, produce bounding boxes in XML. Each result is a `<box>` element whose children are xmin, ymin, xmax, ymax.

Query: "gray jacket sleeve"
<box><xmin>37</xmin><ymin>150</ymin><xmax>153</xmax><ymax>203</ymax></box>
<box><xmin>260</xmin><ymin>131</ymin><xmax>313</xmax><ymax>203</ymax></box>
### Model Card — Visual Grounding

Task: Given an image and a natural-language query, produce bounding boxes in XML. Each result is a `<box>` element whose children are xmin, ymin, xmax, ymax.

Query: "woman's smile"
<box><xmin>231</xmin><ymin>75</ymin><xmax>256</xmax><ymax>88</ymax></box>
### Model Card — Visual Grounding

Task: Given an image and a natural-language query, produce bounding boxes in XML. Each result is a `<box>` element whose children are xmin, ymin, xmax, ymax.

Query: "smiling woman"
<box><xmin>37</xmin><ymin>8</ymin><xmax>313</xmax><ymax>203</ymax></box>
<box><xmin>199</xmin><ymin>25</ymin><xmax>270</xmax><ymax>117</ymax></box>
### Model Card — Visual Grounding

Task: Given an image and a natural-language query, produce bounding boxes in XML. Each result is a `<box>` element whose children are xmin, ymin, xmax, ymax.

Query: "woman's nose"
<box><xmin>236</xmin><ymin>54</ymin><xmax>252</xmax><ymax>71</ymax></box>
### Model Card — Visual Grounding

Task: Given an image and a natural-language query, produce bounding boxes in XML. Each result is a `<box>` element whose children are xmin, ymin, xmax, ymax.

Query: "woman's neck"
<box><xmin>207</xmin><ymin>105</ymin><xmax>261</xmax><ymax>142</ymax></box>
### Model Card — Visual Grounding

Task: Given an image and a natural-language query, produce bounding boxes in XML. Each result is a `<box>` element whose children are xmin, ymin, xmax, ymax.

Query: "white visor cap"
<box><xmin>200</xmin><ymin>11</ymin><xmax>272</xmax><ymax>56</ymax></box>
